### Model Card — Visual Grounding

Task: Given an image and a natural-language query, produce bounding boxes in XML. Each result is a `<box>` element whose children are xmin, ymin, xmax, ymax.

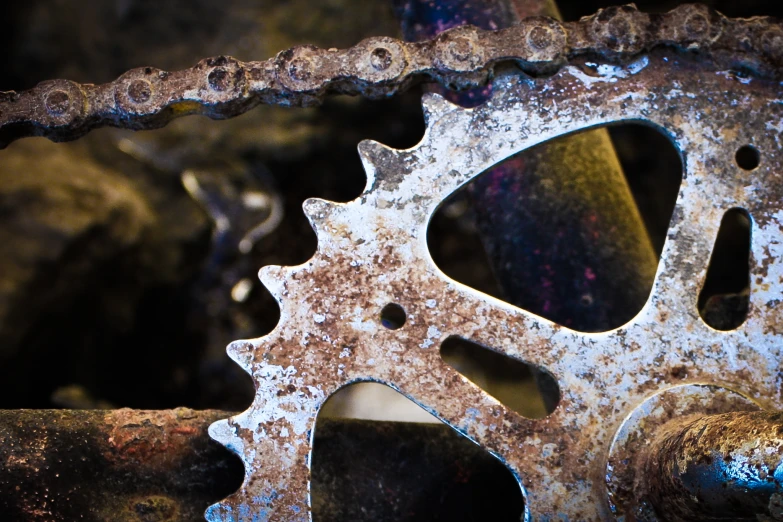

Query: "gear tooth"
<box><xmin>357</xmin><ymin>139</ymin><xmax>391</xmax><ymax>161</ymax></box>
<box><xmin>258</xmin><ymin>265</ymin><xmax>287</xmax><ymax>301</ymax></box>
<box><xmin>204</xmin><ymin>501</ymin><xmax>235</xmax><ymax>522</ymax></box>
<box><xmin>206</xmin><ymin>495</ymin><xmax>249</xmax><ymax>522</ymax></box>
<box><xmin>421</xmin><ymin>92</ymin><xmax>458</xmax><ymax>126</ymax></box>
<box><xmin>208</xmin><ymin>418</ymin><xmax>233</xmax><ymax>446</ymax></box>
<box><xmin>302</xmin><ymin>197</ymin><xmax>336</xmax><ymax>226</ymax></box>
<box><xmin>357</xmin><ymin>139</ymin><xmax>396</xmax><ymax>191</ymax></box>
<box><xmin>227</xmin><ymin>340</ymin><xmax>255</xmax><ymax>371</ymax></box>
<box><xmin>209</xmin><ymin>412</ymin><xmax>256</xmax><ymax>458</ymax></box>
<box><xmin>208</xmin><ymin>417</ymin><xmax>249</xmax><ymax>460</ymax></box>
<box><xmin>207</xmin><ymin>417</ymin><xmax>252</xmax><ymax>520</ymax></box>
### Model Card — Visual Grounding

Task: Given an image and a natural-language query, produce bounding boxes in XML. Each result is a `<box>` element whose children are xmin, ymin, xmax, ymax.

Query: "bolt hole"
<box><xmin>380</xmin><ymin>303</ymin><xmax>406</xmax><ymax>330</ymax></box>
<box><xmin>208</xmin><ymin>68</ymin><xmax>230</xmax><ymax>91</ymax></box>
<box><xmin>735</xmin><ymin>145</ymin><xmax>760</xmax><ymax>171</ymax></box>
<box><xmin>370</xmin><ymin>47</ymin><xmax>392</xmax><ymax>71</ymax></box>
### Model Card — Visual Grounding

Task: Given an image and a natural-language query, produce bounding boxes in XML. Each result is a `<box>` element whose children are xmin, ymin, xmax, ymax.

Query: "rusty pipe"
<box><xmin>642</xmin><ymin>410</ymin><xmax>783</xmax><ymax>522</ymax></box>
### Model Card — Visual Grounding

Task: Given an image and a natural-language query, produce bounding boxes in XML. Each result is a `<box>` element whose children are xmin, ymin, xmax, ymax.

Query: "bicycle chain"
<box><xmin>0</xmin><ymin>3</ymin><xmax>781</xmax><ymax>149</ymax></box>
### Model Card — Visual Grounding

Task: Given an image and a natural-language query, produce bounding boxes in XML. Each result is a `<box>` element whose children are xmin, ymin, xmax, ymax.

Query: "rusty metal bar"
<box><xmin>642</xmin><ymin>411</ymin><xmax>783</xmax><ymax>522</ymax></box>
<box><xmin>0</xmin><ymin>409</ymin><xmax>522</xmax><ymax>521</ymax></box>
<box><xmin>0</xmin><ymin>409</ymin><xmax>241</xmax><ymax>521</ymax></box>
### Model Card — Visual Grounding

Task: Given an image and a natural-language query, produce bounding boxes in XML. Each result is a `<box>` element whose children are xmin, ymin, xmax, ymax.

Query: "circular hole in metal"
<box><xmin>370</xmin><ymin>47</ymin><xmax>392</xmax><ymax>71</ymax></box>
<box><xmin>380</xmin><ymin>303</ymin><xmax>406</xmax><ymax>330</ymax></box>
<box><xmin>735</xmin><ymin>145</ymin><xmax>760</xmax><ymax>170</ymax></box>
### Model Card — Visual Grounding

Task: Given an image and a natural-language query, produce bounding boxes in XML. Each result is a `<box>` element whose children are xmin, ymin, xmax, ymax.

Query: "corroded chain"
<box><xmin>1</xmin><ymin>3</ymin><xmax>781</xmax><ymax>149</ymax></box>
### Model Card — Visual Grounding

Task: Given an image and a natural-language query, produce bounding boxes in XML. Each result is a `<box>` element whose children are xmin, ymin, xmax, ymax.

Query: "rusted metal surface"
<box><xmin>642</xmin><ymin>410</ymin><xmax>783</xmax><ymax>521</ymax></box>
<box><xmin>0</xmin><ymin>409</ymin><xmax>242</xmax><ymax>521</ymax></box>
<box><xmin>207</xmin><ymin>48</ymin><xmax>783</xmax><ymax>520</ymax></box>
<box><xmin>1</xmin><ymin>5</ymin><xmax>783</xmax><ymax>148</ymax></box>
<box><xmin>0</xmin><ymin>410</ymin><xmax>523</xmax><ymax>521</ymax></box>
<box><xmin>396</xmin><ymin>0</ymin><xmax>656</xmax><ymax>441</ymax></box>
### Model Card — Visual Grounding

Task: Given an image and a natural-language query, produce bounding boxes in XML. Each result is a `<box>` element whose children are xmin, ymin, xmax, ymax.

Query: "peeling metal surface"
<box><xmin>208</xmin><ymin>50</ymin><xmax>783</xmax><ymax>520</ymax></box>
<box><xmin>1</xmin><ymin>4</ymin><xmax>783</xmax><ymax>147</ymax></box>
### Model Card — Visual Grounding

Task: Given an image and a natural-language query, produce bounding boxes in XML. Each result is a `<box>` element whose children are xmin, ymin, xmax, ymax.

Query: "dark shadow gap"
<box><xmin>380</xmin><ymin>303</ymin><xmax>407</xmax><ymax>330</ymax></box>
<box><xmin>735</xmin><ymin>145</ymin><xmax>760</xmax><ymax>171</ymax></box>
<box><xmin>441</xmin><ymin>336</ymin><xmax>559</xmax><ymax>418</ymax></box>
<box><xmin>698</xmin><ymin>208</ymin><xmax>751</xmax><ymax>331</ymax></box>
<box><xmin>313</xmin><ymin>382</ymin><xmax>524</xmax><ymax>522</ymax></box>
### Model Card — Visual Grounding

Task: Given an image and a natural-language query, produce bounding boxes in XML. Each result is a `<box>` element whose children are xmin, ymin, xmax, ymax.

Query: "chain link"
<box><xmin>0</xmin><ymin>3</ymin><xmax>781</xmax><ymax>148</ymax></box>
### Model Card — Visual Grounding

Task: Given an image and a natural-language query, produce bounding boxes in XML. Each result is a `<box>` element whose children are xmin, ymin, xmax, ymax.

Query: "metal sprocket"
<box><xmin>207</xmin><ymin>50</ymin><xmax>783</xmax><ymax>521</ymax></box>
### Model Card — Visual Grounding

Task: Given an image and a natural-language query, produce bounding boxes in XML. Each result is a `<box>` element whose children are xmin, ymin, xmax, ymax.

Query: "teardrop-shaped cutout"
<box><xmin>698</xmin><ymin>208</ymin><xmax>752</xmax><ymax>331</ymax></box>
<box><xmin>313</xmin><ymin>382</ymin><xmax>524</xmax><ymax>521</ymax></box>
<box><xmin>440</xmin><ymin>336</ymin><xmax>559</xmax><ymax>418</ymax></box>
<box><xmin>427</xmin><ymin>123</ymin><xmax>683</xmax><ymax>333</ymax></box>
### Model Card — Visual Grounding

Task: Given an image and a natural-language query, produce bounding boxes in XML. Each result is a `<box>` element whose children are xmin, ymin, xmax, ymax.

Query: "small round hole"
<box><xmin>380</xmin><ymin>303</ymin><xmax>406</xmax><ymax>330</ymax></box>
<box><xmin>735</xmin><ymin>145</ymin><xmax>760</xmax><ymax>171</ymax></box>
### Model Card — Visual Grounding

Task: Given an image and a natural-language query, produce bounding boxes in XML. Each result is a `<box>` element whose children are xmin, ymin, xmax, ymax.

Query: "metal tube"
<box><xmin>642</xmin><ymin>411</ymin><xmax>783</xmax><ymax>522</ymax></box>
